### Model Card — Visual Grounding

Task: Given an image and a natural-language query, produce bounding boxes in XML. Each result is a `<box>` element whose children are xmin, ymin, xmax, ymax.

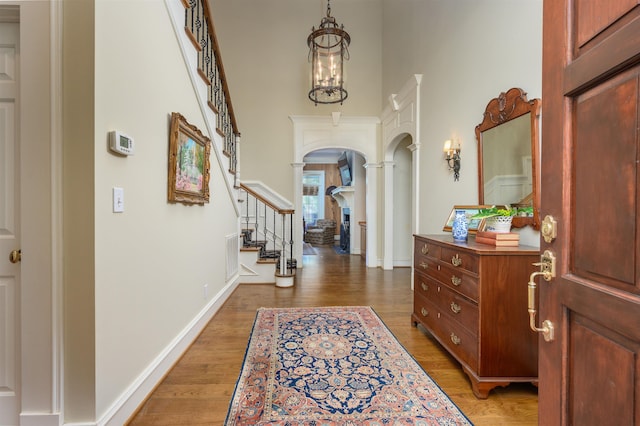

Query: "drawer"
<box><xmin>415</xmin><ymin>272</ymin><xmax>478</xmax><ymax>335</ymax></box>
<box><xmin>414</xmin><ymin>238</ymin><xmax>441</xmax><ymax>264</ymax></box>
<box><xmin>414</xmin><ymin>294</ymin><xmax>478</xmax><ymax>371</ymax></box>
<box><xmin>429</xmin><ymin>281</ymin><xmax>478</xmax><ymax>333</ymax></box>
<box><xmin>440</xmin><ymin>247</ymin><xmax>479</xmax><ymax>274</ymax></box>
<box><xmin>414</xmin><ymin>271</ymin><xmax>434</xmax><ymax>299</ymax></box>
<box><xmin>414</xmin><ymin>256</ymin><xmax>439</xmax><ymax>275</ymax></box>
<box><xmin>428</xmin><ymin>263</ymin><xmax>479</xmax><ymax>302</ymax></box>
<box><xmin>415</xmin><ymin>238</ymin><xmax>441</xmax><ymax>258</ymax></box>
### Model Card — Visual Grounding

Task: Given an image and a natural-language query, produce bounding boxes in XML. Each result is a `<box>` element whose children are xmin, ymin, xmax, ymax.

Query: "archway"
<box><xmin>391</xmin><ymin>135</ymin><xmax>413</xmax><ymax>267</ymax></box>
<box><xmin>302</xmin><ymin>149</ymin><xmax>366</xmax><ymax>255</ymax></box>
<box><xmin>381</xmin><ymin>75</ymin><xmax>422</xmax><ymax>270</ymax></box>
<box><xmin>290</xmin><ymin>115</ymin><xmax>380</xmax><ymax>267</ymax></box>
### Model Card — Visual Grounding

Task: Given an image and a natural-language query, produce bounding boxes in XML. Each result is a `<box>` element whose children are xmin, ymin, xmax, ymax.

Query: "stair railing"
<box><xmin>182</xmin><ymin>0</ymin><xmax>240</xmax><ymax>185</ymax></box>
<box><xmin>239</xmin><ymin>183</ymin><xmax>296</xmax><ymax>275</ymax></box>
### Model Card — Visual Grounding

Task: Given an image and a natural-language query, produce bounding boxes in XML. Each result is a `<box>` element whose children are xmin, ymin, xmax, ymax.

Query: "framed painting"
<box><xmin>168</xmin><ymin>112</ymin><xmax>211</xmax><ymax>205</ymax></box>
<box><xmin>442</xmin><ymin>205</ymin><xmax>490</xmax><ymax>234</ymax></box>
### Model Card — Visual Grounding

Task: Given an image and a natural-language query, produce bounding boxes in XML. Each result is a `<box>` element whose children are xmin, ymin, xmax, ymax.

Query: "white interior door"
<box><xmin>0</xmin><ymin>19</ymin><xmax>20</xmax><ymax>426</ymax></box>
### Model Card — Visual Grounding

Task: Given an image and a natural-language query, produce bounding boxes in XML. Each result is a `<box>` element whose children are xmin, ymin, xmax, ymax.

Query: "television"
<box><xmin>337</xmin><ymin>153</ymin><xmax>352</xmax><ymax>186</ymax></box>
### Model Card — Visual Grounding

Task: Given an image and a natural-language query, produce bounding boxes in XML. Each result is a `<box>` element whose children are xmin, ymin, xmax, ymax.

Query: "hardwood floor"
<box><xmin>127</xmin><ymin>246</ymin><xmax>538</xmax><ymax>425</ymax></box>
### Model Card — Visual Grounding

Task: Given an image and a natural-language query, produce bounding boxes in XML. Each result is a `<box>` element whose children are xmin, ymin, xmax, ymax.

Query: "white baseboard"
<box><xmin>97</xmin><ymin>276</ymin><xmax>240</xmax><ymax>426</ymax></box>
<box><xmin>20</xmin><ymin>413</ymin><xmax>61</xmax><ymax>426</ymax></box>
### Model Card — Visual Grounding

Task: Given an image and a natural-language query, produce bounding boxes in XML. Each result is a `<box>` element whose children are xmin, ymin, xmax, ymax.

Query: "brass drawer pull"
<box><xmin>451</xmin><ymin>254</ymin><xmax>462</xmax><ymax>267</ymax></box>
<box><xmin>450</xmin><ymin>333</ymin><xmax>461</xmax><ymax>345</ymax></box>
<box><xmin>421</xmin><ymin>307</ymin><xmax>429</xmax><ymax>317</ymax></box>
<box><xmin>421</xmin><ymin>244</ymin><xmax>429</xmax><ymax>255</ymax></box>
<box><xmin>451</xmin><ymin>275</ymin><xmax>461</xmax><ymax>286</ymax></box>
<box><xmin>420</xmin><ymin>262</ymin><xmax>428</xmax><ymax>269</ymax></box>
<box><xmin>450</xmin><ymin>302</ymin><xmax>461</xmax><ymax>314</ymax></box>
<box><xmin>421</xmin><ymin>282</ymin><xmax>428</xmax><ymax>291</ymax></box>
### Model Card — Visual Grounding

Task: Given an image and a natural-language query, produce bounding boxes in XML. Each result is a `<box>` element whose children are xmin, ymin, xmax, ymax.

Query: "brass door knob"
<box><xmin>9</xmin><ymin>249</ymin><xmax>21</xmax><ymax>263</ymax></box>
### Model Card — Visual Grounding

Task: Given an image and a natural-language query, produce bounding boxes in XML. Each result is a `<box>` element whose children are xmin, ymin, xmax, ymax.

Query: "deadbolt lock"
<box><xmin>541</xmin><ymin>215</ymin><xmax>557</xmax><ymax>243</ymax></box>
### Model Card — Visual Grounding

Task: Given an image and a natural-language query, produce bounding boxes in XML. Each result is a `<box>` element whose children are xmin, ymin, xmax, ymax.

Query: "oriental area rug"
<box><xmin>225</xmin><ymin>306</ymin><xmax>472</xmax><ymax>425</ymax></box>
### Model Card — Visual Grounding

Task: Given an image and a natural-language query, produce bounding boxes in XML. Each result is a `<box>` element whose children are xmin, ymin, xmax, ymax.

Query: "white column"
<box><xmin>408</xmin><ymin>142</ymin><xmax>420</xmax><ymax>291</ymax></box>
<box><xmin>382</xmin><ymin>161</ymin><xmax>395</xmax><ymax>270</ymax></box>
<box><xmin>363</xmin><ymin>162</ymin><xmax>381</xmax><ymax>268</ymax></box>
<box><xmin>408</xmin><ymin>142</ymin><xmax>420</xmax><ymax>237</ymax></box>
<box><xmin>291</xmin><ymin>162</ymin><xmax>305</xmax><ymax>267</ymax></box>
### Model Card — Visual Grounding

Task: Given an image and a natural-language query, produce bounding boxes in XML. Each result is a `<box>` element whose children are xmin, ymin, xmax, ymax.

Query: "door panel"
<box><xmin>574</xmin><ymin>73</ymin><xmax>638</xmax><ymax>289</ymax></box>
<box><xmin>575</xmin><ymin>0</ymin><xmax>638</xmax><ymax>48</ymax></box>
<box><xmin>569</xmin><ymin>314</ymin><xmax>636</xmax><ymax>426</ymax></box>
<box><xmin>542</xmin><ymin>0</ymin><xmax>640</xmax><ymax>424</ymax></box>
<box><xmin>0</xmin><ymin>20</ymin><xmax>19</xmax><ymax>426</ymax></box>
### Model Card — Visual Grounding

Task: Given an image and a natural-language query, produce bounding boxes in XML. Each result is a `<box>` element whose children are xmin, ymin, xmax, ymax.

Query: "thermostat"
<box><xmin>109</xmin><ymin>130</ymin><xmax>135</xmax><ymax>156</ymax></box>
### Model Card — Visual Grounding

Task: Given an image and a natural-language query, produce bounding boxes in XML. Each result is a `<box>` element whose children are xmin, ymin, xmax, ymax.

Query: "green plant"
<box><xmin>515</xmin><ymin>205</ymin><xmax>534</xmax><ymax>217</ymax></box>
<box><xmin>471</xmin><ymin>205</ymin><xmax>516</xmax><ymax>219</ymax></box>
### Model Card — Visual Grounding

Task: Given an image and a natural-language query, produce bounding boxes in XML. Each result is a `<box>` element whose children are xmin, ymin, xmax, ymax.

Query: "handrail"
<box><xmin>201</xmin><ymin>0</ymin><xmax>239</xmax><ymax>136</ymax></box>
<box><xmin>240</xmin><ymin>183</ymin><xmax>295</xmax><ymax>215</ymax></box>
<box><xmin>240</xmin><ymin>184</ymin><xmax>297</xmax><ymax>276</ymax></box>
<box><xmin>182</xmin><ymin>0</ymin><xmax>240</xmax><ymax>178</ymax></box>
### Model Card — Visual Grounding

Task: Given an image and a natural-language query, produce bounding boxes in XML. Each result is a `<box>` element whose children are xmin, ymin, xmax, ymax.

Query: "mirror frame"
<box><xmin>475</xmin><ymin>88</ymin><xmax>541</xmax><ymax>230</ymax></box>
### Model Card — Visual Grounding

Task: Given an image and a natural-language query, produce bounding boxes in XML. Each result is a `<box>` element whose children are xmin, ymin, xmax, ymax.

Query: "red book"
<box><xmin>475</xmin><ymin>236</ymin><xmax>519</xmax><ymax>246</ymax></box>
<box><xmin>476</xmin><ymin>231</ymin><xmax>520</xmax><ymax>240</ymax></box>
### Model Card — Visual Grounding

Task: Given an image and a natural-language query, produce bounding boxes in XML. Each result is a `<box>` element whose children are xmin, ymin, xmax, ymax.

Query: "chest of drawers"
<box><xmin>412</xmin><ymin>234</ymin><xmax>539</xmax><ymax>398</ymax></box>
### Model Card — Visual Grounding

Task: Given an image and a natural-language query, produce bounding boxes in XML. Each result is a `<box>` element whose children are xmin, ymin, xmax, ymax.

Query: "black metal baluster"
<box><xmin>289</xmin><ymin>213</ymin><xmax>295</xmax><ymax>273</ymax></box>
<box><xmin>245</xmin><ymin>190</ymin><xmax>250</xmax><ymax>242</ymax></box>
<box><xmin>272</xmin><ymin>208</ymin><xmax>277</xmax><ymax>266</ymax></box>
<box><xmin>279</xmin><ymin>214</ymin><xmax>287</xmax><ymax>275</ymax></box>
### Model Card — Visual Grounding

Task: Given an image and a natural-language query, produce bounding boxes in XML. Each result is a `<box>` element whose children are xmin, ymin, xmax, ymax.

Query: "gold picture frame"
<box><xmin>442</xmin><ymin>205</ymin><xmax>490</xmax><ymax>234</ymax></box>
<box><xmin>168</xmin><ymin>112</ymin><xmax>211</xmax><ymax>205</ymax></box>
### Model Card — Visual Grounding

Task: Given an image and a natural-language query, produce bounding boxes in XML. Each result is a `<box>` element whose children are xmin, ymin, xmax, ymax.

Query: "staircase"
<box><xmin>239</xmin><ymin>182</ymin><xmax>297</xmax><ymax>287</ymax></box>
<box><xmin>173</xmin><ymin>1</ymin><xmax>297</xmax><ymax>286</ymax></box>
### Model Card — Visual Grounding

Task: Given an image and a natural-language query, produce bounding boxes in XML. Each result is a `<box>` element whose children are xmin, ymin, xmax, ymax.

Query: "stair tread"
<box><xmin>257</xmin><ymin>258</ymin><xmax>278</xmax><ymax>264</ymax></box>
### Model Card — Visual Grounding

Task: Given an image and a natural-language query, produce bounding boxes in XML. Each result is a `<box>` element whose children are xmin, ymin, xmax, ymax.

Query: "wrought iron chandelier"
<box><xmin>307</xmin><ymin>0</ymin><xmax>350</xmax><ymax>105</ymax></box>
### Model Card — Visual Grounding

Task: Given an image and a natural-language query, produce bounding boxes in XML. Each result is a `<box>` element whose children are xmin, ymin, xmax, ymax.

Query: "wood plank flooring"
<box><xmin>127</xmin><ymin>245</ymin><xmax>538</xmax><ymax>425</ymax></box>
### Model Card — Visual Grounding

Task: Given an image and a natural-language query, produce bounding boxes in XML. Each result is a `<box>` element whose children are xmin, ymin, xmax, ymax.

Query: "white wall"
<box><xmin>93</xmin><ymin>1</ymin><xmax>238</xmax><ymax>419</ymax></box>
<box><xmin>63</xmin><ymin>0</ymin><xmax>239</xmax><ymax>422</ymax></box>
<box><xmin>211</xmin><ymin>0</ymin><xmax>383</xmax><ymax>201</ymax></box>
<box><xmin>382</xmin><ymin>0</ymin><xmax>542</xmax><ymax>235</ymax></box>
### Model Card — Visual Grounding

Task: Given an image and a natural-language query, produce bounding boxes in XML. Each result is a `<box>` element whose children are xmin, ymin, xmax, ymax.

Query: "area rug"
<box><xmin>333</xmin><ymin>245</ymin><xmax>349</xmax><ymax>255</ymax></box>
<box><xmin>302</xmin><ymin>243</ymin><xmax>317</xmax><ymax>255</ymax></box>
<box><xmin>225</xmin><ymin>306</ymin><xmax>472</xmax><ymax>425</ymax></box>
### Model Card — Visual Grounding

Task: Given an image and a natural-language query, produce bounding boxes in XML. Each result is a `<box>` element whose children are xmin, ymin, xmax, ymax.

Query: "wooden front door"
<box><xmin>541</xmin><ymin>1</ymin><xmax>640</xmax><ymax>424</ymax></box>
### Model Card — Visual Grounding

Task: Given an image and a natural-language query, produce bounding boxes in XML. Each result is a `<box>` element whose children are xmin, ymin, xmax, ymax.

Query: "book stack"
<box><xmin>475</xmin><ymin>231</ymin><xmax>520</xmax><ymax>246</ymax></box>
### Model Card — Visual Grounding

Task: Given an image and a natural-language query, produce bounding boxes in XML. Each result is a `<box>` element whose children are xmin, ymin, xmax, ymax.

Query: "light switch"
<box><xmin>113</xmin><ymin>187</ymin><xmax>124</xmax><ymax>213</ymax></box>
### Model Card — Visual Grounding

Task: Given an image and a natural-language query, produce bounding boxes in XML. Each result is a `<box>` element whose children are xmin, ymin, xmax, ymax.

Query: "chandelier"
<box><xmin>307</xmin><ymin>0</ymin><xmax>350</xmax><ymax>105</ymax></box>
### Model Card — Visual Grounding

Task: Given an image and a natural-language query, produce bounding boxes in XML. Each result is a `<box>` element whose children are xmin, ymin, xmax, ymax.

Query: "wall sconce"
<box><xmin>443</xmin><ymin>139</ymin><xmax>461</xmax><ymax>181</ymax></box>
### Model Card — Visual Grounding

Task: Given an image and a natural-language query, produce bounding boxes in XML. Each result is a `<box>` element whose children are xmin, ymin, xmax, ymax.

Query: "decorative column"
<box><xmin>408</xmin><ymin>141</ymin><xmax>420</xmax><ymax>291</ymax></box>
<box><xmin>408</xmin><ymin>142</ymin><xmax>420</xmax><ymax>239</ymax></box>
<box><xmin>291</xmin><ymin>162</ymin><xmax>305</xmax><ymax>266</ymax></box>
<box><xmin>363</xmin><ymin>162</ymin><xmax>381</xmax><ymax>267</ymax></box>
<box><xmin>382</xmin><ymin>161</ymin><xmax>395</xmax><ymax>270</ymax></box>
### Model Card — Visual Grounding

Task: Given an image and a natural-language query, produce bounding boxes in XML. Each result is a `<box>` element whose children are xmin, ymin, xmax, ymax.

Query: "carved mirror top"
<box><xmin>476</xmin><ymin>88</ymin><xmax>539</xmax><ymax>132</ymax></box>
<box><xmin>476</xmin><ymin>88</ymin><xmax>541</xmax><ymax>229</ymax></box>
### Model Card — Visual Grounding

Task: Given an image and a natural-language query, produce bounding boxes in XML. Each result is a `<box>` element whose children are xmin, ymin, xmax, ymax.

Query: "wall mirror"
<box><xmin>476</xmin><ymin>88</ymin><xmax>541</xmax><ymax>229</ymax></box>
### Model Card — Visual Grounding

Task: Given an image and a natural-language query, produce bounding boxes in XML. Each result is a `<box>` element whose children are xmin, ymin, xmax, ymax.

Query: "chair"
<box><xmin>304</xmin><ymin>219</ymin><xmax>336</xmax><ymax>245</ymax></box>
